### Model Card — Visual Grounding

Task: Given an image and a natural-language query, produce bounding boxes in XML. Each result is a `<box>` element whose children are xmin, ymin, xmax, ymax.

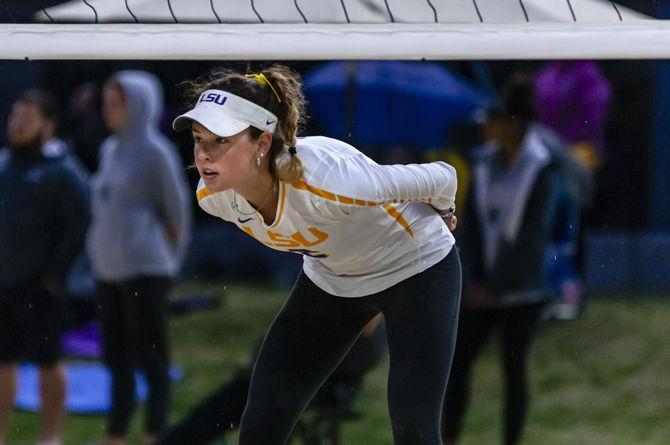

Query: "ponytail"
<box><xmin>260</xmin><ymin>65</ymin><xmax>305</xmax><ymax>182</ymax></box>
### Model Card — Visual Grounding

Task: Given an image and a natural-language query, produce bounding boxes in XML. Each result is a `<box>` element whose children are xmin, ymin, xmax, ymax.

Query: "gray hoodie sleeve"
<box><xmin>149</xmin><ymin>145</ymin><xmax>192</xmax><ymax>262</ymax></box>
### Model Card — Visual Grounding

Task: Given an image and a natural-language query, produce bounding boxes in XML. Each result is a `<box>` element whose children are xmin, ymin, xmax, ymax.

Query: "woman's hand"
<box><xmin>433</xmin><ymin>206</ymin><xmax>457</xmax><ymax>232</ymax></box>
<box><xmin>442</xmin><ymin>210</ymin><xmax>457</xmax><ymax>232</ymax></box>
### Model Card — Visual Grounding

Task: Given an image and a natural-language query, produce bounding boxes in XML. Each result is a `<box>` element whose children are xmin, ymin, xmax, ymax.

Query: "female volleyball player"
<box><xmin>173</xmin><ymin>65</ymin><xmax>461</xmax><ymax>445</ymax></box>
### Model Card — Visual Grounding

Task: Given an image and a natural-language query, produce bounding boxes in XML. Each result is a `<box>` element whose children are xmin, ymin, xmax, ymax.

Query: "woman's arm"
<box><xmin>312</xmin><ymin>157</ymin><xmax>458</xmax><ymax>213</ymax></box>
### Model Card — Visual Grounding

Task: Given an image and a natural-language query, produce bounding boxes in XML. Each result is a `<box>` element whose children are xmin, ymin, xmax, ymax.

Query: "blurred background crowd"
<box><xmin>1</xmin><ymin>55</ymin><xmax>667</xmax><ymax>444</ymax></box>
<box><xmin>1</xmin><ymin>57</ymin><xmax>665</xmax><ymax>284</ymax></box>
<box><xmin>2</xmin><ymin>3</ymin><xmax>670</xmax><ymax>442</ymax></box>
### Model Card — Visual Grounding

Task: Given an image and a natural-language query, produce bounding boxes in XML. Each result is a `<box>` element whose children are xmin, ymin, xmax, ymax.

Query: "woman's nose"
<box><xmin>195</xmin><ymin>146</ymin><xmax>210</xmax><ymax>162</ymax></box>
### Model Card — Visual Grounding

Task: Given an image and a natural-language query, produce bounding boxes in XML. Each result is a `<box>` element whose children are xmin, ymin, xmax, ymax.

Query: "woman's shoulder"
<box><xmin>294</xmin><ymin>136</ymin><xmax>373</xmax><ymax>193</ymax></box>
<box><xmin>196</xmin><ymin>180</ymin><xmax>234</xmax><ymax>220</ymax></box>
<box><xmin>296</xmin><ymin>136</ymin><xmax>363</xmax><ymax>159</ymax></box>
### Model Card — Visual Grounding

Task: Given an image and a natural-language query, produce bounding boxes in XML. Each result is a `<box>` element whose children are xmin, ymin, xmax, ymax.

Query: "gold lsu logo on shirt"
<box><xmin>241</xmin><ymin>226</ymin><xmax>330</xmax><ymax>258</ymax></box>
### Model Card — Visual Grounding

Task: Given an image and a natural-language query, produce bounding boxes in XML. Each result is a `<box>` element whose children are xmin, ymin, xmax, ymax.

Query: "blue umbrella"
<box><xmin>304</xmin><ymin>61</ymin><xmax>492</xmax><ymax>150</ymax></box>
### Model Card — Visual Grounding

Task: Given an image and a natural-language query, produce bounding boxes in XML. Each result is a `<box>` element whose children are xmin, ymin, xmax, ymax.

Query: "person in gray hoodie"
<box><xmin>87</xmin><ymin>70</ymin><xmax>191</xmax><ymax>445</ymax></box>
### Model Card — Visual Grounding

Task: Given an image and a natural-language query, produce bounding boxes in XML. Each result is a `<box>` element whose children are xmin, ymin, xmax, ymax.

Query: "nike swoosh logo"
<box><xmin>238</xmin><ymin>217</ymin><xmax>254</xmax><ymax>224</ymax></box>
<box><xmin>266</xmin><ymin>119</ymin><xmax>275</xmax><ymax>125</ymax></box>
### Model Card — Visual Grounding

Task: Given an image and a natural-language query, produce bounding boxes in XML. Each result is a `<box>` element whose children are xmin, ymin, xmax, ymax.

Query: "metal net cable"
<box><xmin>42</xmin><ymin>8</ymin><xmax>54</xmax><ymax>22</ymax></box>
<box><xmin>340</xmin><ymin>0</ymin><xmax>351</xmax><ymax>23</ymax></box>
<box><xmin>210</xmin><ymin>0</ymin><xmax>221</xmax><ymax>23</ymax></box>
<box><xmin>125</xmin><ymin>0</ymin><xmax>138</xmax><ymax>23</ymax></box>
<box><xmin>83</xmin><ymin>0</ymin><xmax>98</xmax><ymax>23</ymax></box>
<box><xmin>472</xmin><ymin>0</ymin><xmax>483</xmax><ymax>22</ymax></box>
<box><xmin>384</xmin><ymin>0</ymin><xmax>395</xmax><ymax>23</ymax></box>
<box><xmin>250</xmin><ymin>0</ymin><xmax>264</xmax><ymax>23</ymax></box>
<box><xmin>294</xmin><ymin>0</ymin><xmax>307</xmax><ymax>23</ymax></box>
<box><xmin>566</xmin><ymin>0</ymin><xmax>576</xmax><ymax>21</ymax></box>
<box><xmin>611</xmin><ymin>0</ymin><xmax>623</xmax><ymax>21</ymax></box>
<box><xmin>167</xmin><ymin>0</ymin><xmax>178</xmax><ymax>23</ymax></box>
<box><xmin>518</xmin><ymin>0</ymin><xmax>529</xmax><ymax>22</ymax></box>
<box><xmin>426</xmin><ymin>0</ymin><xmax>438</xmax><ymax>22</ymax></box>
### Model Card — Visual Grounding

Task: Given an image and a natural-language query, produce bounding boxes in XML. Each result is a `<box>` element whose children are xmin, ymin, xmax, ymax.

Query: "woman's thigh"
<box><xmin>380</xmin><ymin>249</ymin><xmax>462</xmax><ymax>442</ymax></box>
<box><xmin>239</xmin><ymin>272</ymin><xmax>377</xmax><ymax>444</ymax></box>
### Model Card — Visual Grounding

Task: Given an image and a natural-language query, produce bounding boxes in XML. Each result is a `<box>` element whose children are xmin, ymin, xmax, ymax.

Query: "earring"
<box><xmin>256</xmin><ymin>152</ymin><xmax>263</xmax><ymax>166</ymax></box>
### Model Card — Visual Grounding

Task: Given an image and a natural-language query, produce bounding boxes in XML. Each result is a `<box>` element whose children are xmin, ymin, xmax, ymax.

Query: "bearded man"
<box><xmin>0</xmin><ymin>90</ymin><xmax>89</xmax><ymax>445</ymax></box>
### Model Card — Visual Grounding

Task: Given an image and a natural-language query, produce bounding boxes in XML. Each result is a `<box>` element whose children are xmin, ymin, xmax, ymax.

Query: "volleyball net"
<box><xmin>0</xmin><ymin>0</ymin><xmax>667</xmax><ymax>60</ymax></box>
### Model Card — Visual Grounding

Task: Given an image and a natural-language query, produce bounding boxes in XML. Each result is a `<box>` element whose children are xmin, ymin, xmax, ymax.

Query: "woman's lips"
<box><xmin>202</xmin><ymin>168</ymin><xmax>218</xmax><ymax>179</ymax></box>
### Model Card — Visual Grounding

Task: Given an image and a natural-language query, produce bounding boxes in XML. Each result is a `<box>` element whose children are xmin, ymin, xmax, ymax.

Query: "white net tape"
<box><xmin>0</xmin><ymin>0</ymin><xmax>665</xmax><ymax>60</ymax></box>
<box><xmin>3</xmin><ymin>22</ymin><xmax>670</xmax><ymax>60</ymax></box>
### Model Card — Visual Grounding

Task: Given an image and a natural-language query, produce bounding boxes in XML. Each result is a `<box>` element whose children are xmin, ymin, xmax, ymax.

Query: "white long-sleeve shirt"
<box><xmin>197</xmin><ymin>136</ymin><xmax>457</xmax><ymax>297</ymax></box>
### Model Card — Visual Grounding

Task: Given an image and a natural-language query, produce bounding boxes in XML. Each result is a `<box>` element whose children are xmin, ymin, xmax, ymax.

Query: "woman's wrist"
<box><xmin>431</xmin><ymin>205</ymin><xmax>455</xmax><ymax>216</ymax></box>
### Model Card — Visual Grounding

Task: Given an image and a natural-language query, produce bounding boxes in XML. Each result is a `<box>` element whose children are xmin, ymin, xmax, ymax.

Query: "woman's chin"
<box><xmin>202</xmin><ymin>176</ymin><xmax>227</xmax><ymax>192</ymax></box>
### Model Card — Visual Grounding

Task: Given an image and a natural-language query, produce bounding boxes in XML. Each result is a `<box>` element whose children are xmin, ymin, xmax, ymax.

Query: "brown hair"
<box><xmin>18</xmin><ymin>89</ymin><xmax>59</xmax><ymax>124</ymax></box>
<box><xmin>182</xmin><ymin>64</ymin><xmax>306</xmax><ymax>182</ymax></box>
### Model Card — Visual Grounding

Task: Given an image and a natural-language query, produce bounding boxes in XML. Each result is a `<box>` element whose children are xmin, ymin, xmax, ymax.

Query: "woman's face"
<box><xmin>102</xmin><ymin>83</ymin><xmax>127</xmax><ymax>134</ymax></box>
<box><xmin>192</xmin><ymin>122</ymin><xmax>263</xmax><ymax>192</ymax></box>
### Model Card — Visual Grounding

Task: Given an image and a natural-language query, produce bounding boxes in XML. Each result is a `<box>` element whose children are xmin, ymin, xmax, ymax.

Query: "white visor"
<box><xmin>172</xmin><ymin>89</ymin><xmax>278</xmax><ymax>136</ymax></box>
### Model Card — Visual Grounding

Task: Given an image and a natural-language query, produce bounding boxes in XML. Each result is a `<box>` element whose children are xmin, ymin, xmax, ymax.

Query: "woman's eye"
<box><xmin>193</xmin><ymin>136</ymin><xmax>202</xmax><ymax>143</ymax></box>
<box><xmin>215</xmin><ymin>137</ymin><xmax>227</xmax><ymax>144</ymax></box>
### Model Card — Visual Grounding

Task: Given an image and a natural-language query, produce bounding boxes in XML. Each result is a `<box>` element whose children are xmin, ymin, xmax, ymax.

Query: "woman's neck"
<box><xmin>236</xmin><ymin>170</ymin><xmax>279</xmax><ymax>225</ymax></box>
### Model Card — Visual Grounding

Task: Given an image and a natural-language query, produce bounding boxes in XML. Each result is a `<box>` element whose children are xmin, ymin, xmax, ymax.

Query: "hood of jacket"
<box><xmin>113</xmin><ymin>70</ymin><xmax>164</xmax><ymax>140</ymax></box>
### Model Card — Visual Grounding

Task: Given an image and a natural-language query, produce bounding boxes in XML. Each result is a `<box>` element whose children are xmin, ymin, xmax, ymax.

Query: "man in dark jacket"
<box><xmin>443</xmin><ymin>74</ymin><xmax>560</xmax><ymax>445</ymax></box>
<box><xmin>0</xmin><ymin>90</ymin><xmax>89</xmax><ymax>445</ymax></box>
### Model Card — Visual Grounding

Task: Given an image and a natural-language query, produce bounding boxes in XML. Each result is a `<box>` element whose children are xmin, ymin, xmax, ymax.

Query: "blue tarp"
<box><xmin>304</xmin><ymin>61</ymin><xmax>492</xmax><ymax>149</ymax></box>
<box><xmin>16</xmin><ymin>362</ymin><xmax>183</xmax><ymax>415</ymax></box>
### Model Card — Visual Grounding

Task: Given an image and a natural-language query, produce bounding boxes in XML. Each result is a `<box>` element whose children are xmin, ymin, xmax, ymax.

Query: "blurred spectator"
<box><xmin>534</xmin><ymin>125</ymin><xmax>592</xmax><ymax>319</ymax></box>
<box><xmin>0</xmin><ymin>89</ymin><xmax>89</xmax><ymax>445</ymax></box>
<box><xmin>86</xmin><ymin>71</ymin><xmax>191</xmax><ymax>445</ymax></box>
<box><xmin>28</xmin><ymin>84</ymin><xmax>95</xmax><ymax>177</ymax></box>
<box><xmin>534</xmin><ymin>60</ymin><xmax>612</xmax><ymax>171</ymax></box>
<box><xmin>443</xmin><ymin>74</ymin><xmax>560</xmax><ymax>445</ymax></box>
<box><xmin>61</xmin><ymin>82</ymin><xmax>108</xmax><ymax>173</ymax></box>
<box><xmin>534</xmin><ymin>60</ymin><xmax>611</xmax><ymax>314</ymax></box>
<box><xmin>424</xmin><ymin>120</ymin><xmax>487</xmax><ymax>227</ymax></box>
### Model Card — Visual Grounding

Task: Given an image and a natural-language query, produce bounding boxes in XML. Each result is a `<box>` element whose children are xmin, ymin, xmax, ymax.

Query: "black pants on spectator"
<box><xmin>239</xmin><ymin>248</ymin><xmax>462</xmax><ymax>445</ymax></box>
<box><xmin>0</xmin><ymin>281</ymin><xmax>64</xmax><ymax>365</ymax></box>
<box><xmin>98</xmin><ymin>275</ymin><xmax>171</xmax><ymax>437</ymax></box>
<box><xmin>443</xmin><ymin>303</ymin><xmax>545</xmax><ymax>445</ymax></box>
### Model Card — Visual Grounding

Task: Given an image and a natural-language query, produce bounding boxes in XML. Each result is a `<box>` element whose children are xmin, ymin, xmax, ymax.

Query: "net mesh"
<box><xmin>0</xmin><ymin>0</ymin><xmax>666</xmax><ymax>60</ymax></box>
<box><xmin>32</xmin><ymin>0</ymin><xmax>644</xmax><ymax>24</ymax></box>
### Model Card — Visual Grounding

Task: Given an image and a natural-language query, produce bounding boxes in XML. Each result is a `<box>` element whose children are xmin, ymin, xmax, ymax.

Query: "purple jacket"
<box><xmin>534</xmin><ymin>61</ymin><xmax>612</xmax><ymax>156</ymax></box>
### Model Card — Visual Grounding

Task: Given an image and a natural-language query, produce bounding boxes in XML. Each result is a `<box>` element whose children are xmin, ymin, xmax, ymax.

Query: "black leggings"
<box><xmin>443</xmin><ymin>303</ymin><xmax>545</xmax><ymax>445</ymax></box>
<box><xmin>239</xmin><ymin>248</ymin><xmax>462</xmax><ymax>445</ymax></box>
<box><xmin>98</xmin><ymin>275</ymin><xmax>171</xmax><ymax>437</ymax></box>
<box><xmin>157</xmin><ymin>323</ymin><xmax>386</xmax><ymax>445</ymax></box>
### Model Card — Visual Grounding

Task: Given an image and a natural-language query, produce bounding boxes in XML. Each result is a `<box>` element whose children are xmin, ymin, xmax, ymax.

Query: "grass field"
<box><xmin>6</xmin><ymin>282</ymin><xmax>670</xmax><ymax>444</ymax></box>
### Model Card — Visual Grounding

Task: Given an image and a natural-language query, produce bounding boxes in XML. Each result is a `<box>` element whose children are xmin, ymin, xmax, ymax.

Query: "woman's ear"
<box><xmin>258</xmin><ymin>131</ymin><xmax>273</xmax><ymax>153</ymax></box>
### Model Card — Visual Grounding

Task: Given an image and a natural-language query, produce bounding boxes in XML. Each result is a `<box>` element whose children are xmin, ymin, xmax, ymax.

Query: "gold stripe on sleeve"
<box><xmin>291</xmin><ymin>180</ymin><xmax>338</xmax><ymax>201</ymax></box>
<box><xmin>290</xmin><ymin>180</ymin><xmax>413</xmax><ymax>238</ymax></box>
